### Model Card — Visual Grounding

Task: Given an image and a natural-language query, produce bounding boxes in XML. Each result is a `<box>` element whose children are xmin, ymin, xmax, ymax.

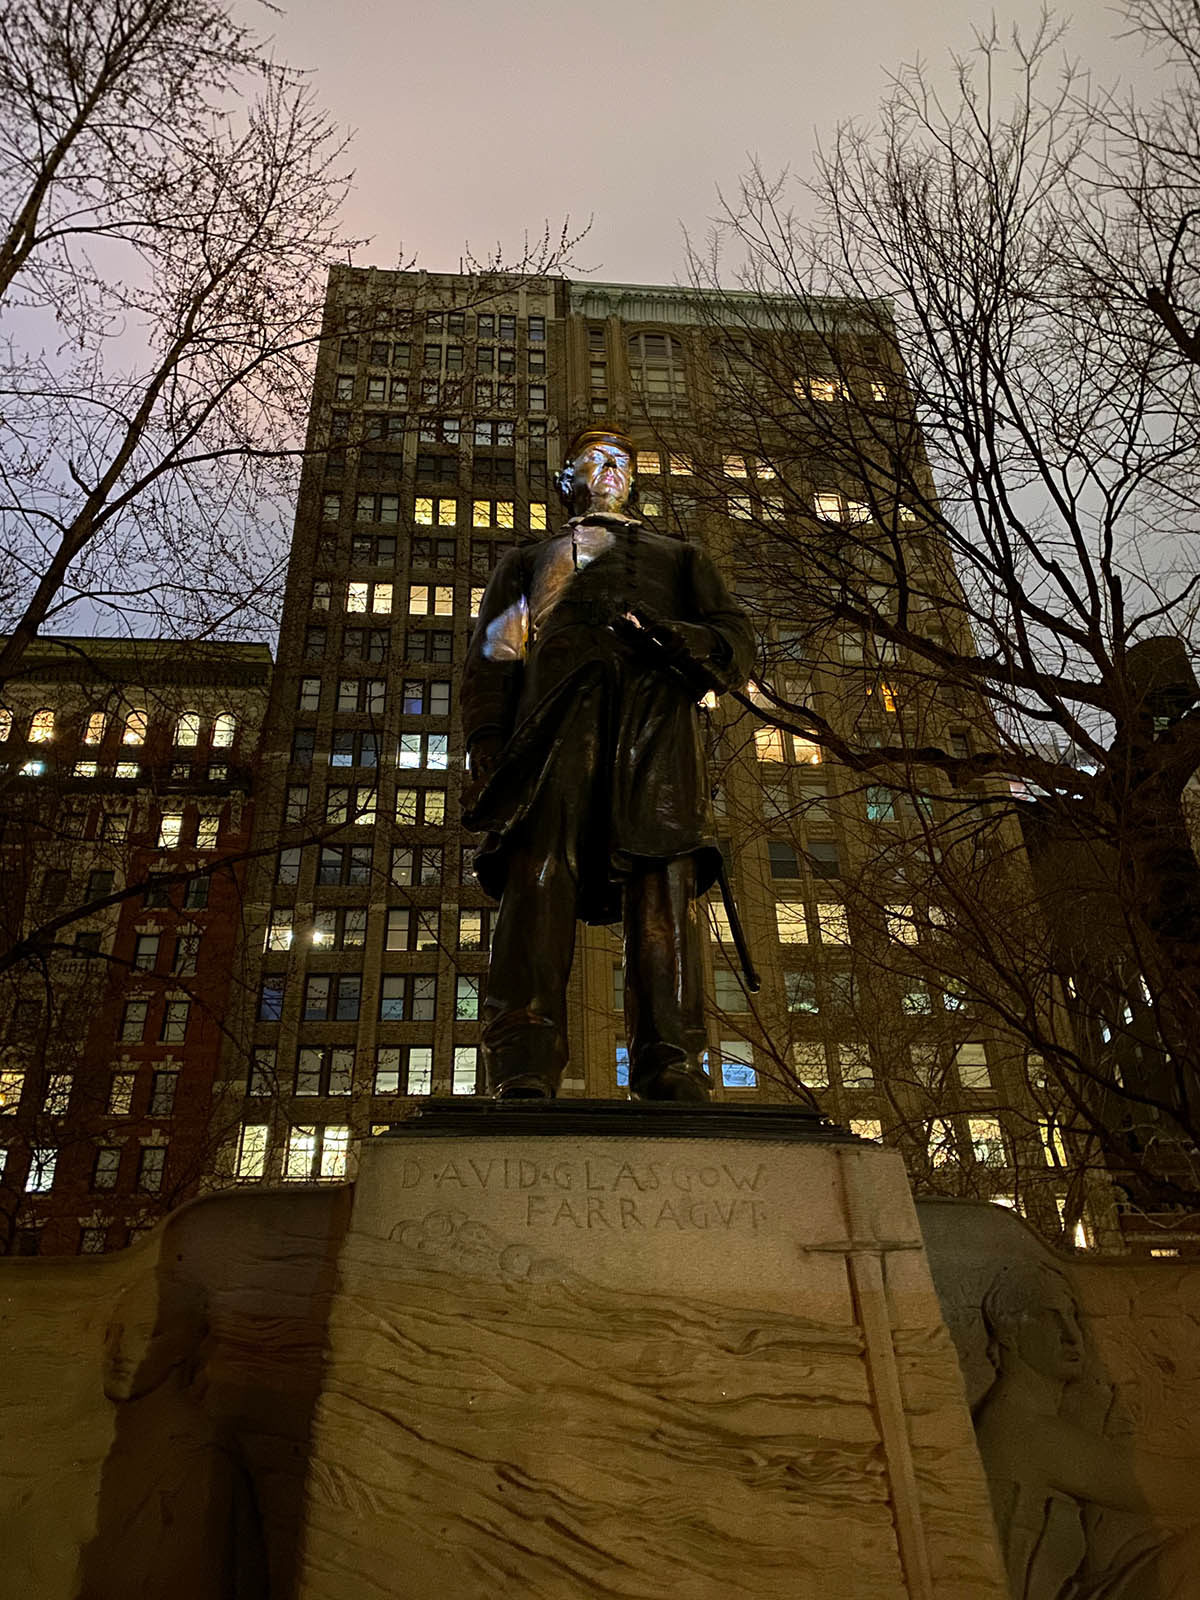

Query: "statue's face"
<box><xmin>1005</xmin><ymin>1284</ymin><xmax>1085</xmax><ymax>1383</ymax></box>
<box><xmin>571</xmin><ymin>443</ymin><xmax>633</xmax><ymax>513</ymax></box>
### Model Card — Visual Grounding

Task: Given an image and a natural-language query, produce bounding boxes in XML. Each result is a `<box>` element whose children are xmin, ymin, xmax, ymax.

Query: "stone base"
<box><xmin>296</xmin><ymin>1102</ymin><xmax>1007</xmax><ymax>1600</ymax></box>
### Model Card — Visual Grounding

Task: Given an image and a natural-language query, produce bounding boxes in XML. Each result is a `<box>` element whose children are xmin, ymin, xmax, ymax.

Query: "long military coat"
<box><xmin>461</xmin><ymin>514</ymin><xmax>754</xmax><ymax>924</ymax></box>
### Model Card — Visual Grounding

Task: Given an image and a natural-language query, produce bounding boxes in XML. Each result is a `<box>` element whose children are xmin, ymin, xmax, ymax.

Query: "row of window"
<box><xmin>0</xmin><ymin>1063</ymin><xmax>180</xmax><ymax>1118</ymax></box>
<box><xmin>289</xmin><ymin>729</ymin><xmax>450</xmax><ymax>770</ymax></box>
<box><xmin>295</xmin><ymin>677</ymin><xmax>450</xmax><ymax>717</ymax></box>
<box><xmin>16</xmin><ymin>1142</ymin><xmax>168</xmax><ymax>1195</ymax></box>
<box><xmin>302</xmin><ymin>627</ymin><xmax>454</xmax><ymax>665</ymax></box>
<box><xmin>310</xmin><ymin>581</ymin><xmax>484</xmax><ymax>618</ymax></box>
<box><xmin>265</xmin><ymin>904</ymin><xmax>490</xmax><ymax>953</ymax></box>
<box><xmin>338</xmin><ymin>314</ymin><xmax>544</xmax><ymax>365</ymax></box>
<box><xmin>246</xmin><ymin>1042</ymin><xmax>474</xmax><ymax>1103</ymax></box>
<box><xmin>322</xmin><ymin>492</ymin><xmax>547</xmax><ymax>532</ymax></box>
<box><xmin>258</xmin><ymin>972</ymin><xmax>478</xmax><ymax>1024</ymax></box>
<box><xmin>329</xmin><ymin>382</ymin><xmax>547</xmax><ymax>430</ymax></box>
<box><xmin>0</xmin><ymin>708</ymin><xmax>238</xmax><ymax>748</ymax></box>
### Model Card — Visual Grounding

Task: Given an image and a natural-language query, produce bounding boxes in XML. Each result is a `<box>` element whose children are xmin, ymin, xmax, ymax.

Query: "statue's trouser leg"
<box><xmin>623</xmin><ymin>856</ymin><xmax>710</xmax><ymax>1101</ymax></box>
<box><xmin>481</xmin><ymin>827</ymin><xmax>579</xmax><ymax>1097</ymax></box>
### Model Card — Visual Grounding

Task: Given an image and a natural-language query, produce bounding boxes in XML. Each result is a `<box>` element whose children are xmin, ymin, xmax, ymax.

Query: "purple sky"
<box><xmin>251</xmin><ymin>0</ymin><xmax>1160</xmax><ymax>284</ymax></box>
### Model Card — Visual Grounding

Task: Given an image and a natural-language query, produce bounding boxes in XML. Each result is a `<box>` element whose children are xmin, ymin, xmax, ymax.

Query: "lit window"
<box><xmin>236</xmin><ymin>1125</ymin><xmax>268</xmax><ymax>1179</ymax></box>
<box><xmin>0</xmin><ymin>1064</ymin><xmax>25</xmax><ymax>1112</ymax></box>
<box><xmin>806</xmin><ymin>376</ymin><xmax>847</xmax><ymax>403</ymax></box>
<box><xmin>453</xmin><ymin>1046</ymin><xmax>479</xmax><ymax>1095</ymax></box>
<box><xmin>969</xmin><ymin>1117</ymin><xmax>1005</xmax><ymax>1165</ymax></box>
<box><xmin>470</xmin><ymin>587</ymin><xmax>484</xmax><ymax>617</ymax></box>
<box><xmin>755</xmin><ymin>726</ymin><xmax>784</xmax><ymax>762</ymax></box>
<box><xmin>74</xmin><ymin>761</ymin><xmax>99</xmax><ymax>777</ymax></box>
<box><xmin>115</xmin><ymin>761</ymin><xmax>139</xmax><ymax>779</ymax></box>
<box><xmin>196</xmin><ymin>814</ymin><xmax>219</xmax><ymax>849</ymax></box>
<box><xmin>886</xmin><ymin>905</ymin><xmax>918</xmax><ymax>944</ymax></box>
<box><xmin>81</xmin><ymin>711</ymin><xmax>106</xmax><ymax>744</ymax></box>
<box><xmin>728</xmin><ymin>495</ymin><xmax>753</xmax><ymax>521</ymax></box>
<box><xmin>108</xmin><ymin>1073</ymin><xmax>135</xmax><ymax>1114</ymax></box>
<box><xmin>123</xmin><ymin>709</ymin><xmax>148</xmax><ymax>745</ymax></box>
<box><xmin>174</xmin><ymin>712</ymin><xmax>200</xmax><ymax>747</ymax></box>
<box><xmin>18</xmin><ymin>758</ymin><xmax>45</xmax><ymax>777</ymax></box>
<box><xmin>775</xmin><ymin>901</ymin><xmax>808</xmax><ymax>943</ymax></box>
<box><xmin>28</xmin><ymin>709</ymin><xmax>54</xmax><ymax>742</ymax></box>
<box><xmin>0</xmin><ymin>708</ymin><xmax>10</xmax><ymax>741</ymax></box>
<box><xmin>718</xmin><ymin>1039</ymin><xmax>756</xmax><ymax>1088</ymax></box>
<box><xmin>637</xmin><ymin>451</ymin><xmax>660</xmax><ymax>475</ymax></box>
<box><xmin>158</xmin><ymin>810</ymin><xmax>184</xmax><ymax>848</ymax></box>
<box><xmin>839</xmin><ymin>1044</ymin><xmax>873</xmax><ymax>1089</ymax></box>
<box><xmin>791</xmin><ymin>736</ymin><xmax>821</xmax><ymax>764</ymax></box>
<box><xmin>955</xmin><ymin>1043</ymin><xmax>991</xmax><ymax>1088</ymax></box>
<box><xmin>669</xmin><ymin>454</ymin><xmax>691</xmax><ymax>475</ymax></box>
<box><xmin>927</xmin><ymin>1119</ymin><xmax>958</xmax><ymax>1167</ymax></box>
<box><xmin>849</xmin><ymin>1120</ymin><xmax>882</xmax><ymax>1141</ymax></box>
<box><xmin>284</xmin><ymin>1126</ymin><xmax>316</xmax><ymax>1180</ymax></box>
<box><xmin>26</xmin><ymin>1148</ymin><xmax>57</xmax><ymax>1193</ymax></box>
<box><xmin>724</xmin><ymin>454</ymin><xmax>747</xmax><ymax>477</ymax></box>
<box><xmin>320</xmin><ymin>1125</ymin><xmax>350</xmax><ymax>1179</ymax></box>
<box><xmin>530</xmin><ymin>503</ymin><xmax>547</xmax><ymax>531</ymax></box>
<box><xmin>866</xmin><ymin>786</ymin><xmax>896</xmax><ymax>821</ymax></box>
<box><xmin>455</xmin><ymin>975</ymin><xmax>480</xmax><ymax>1020</ymax></box>
<box><xmin>792</xmin><ymin>1043</ymin><xmax>829</xmax><ymax>1089</ymax></box>
<box><xmin>814</xmin><ymin>492</ymin><xmax>843</xmax><ymax>522</ymax></box>
<box><xmin>44</xmin><ymin>1075</ymin><xmax>72</xmax><ymax>1114</ymax></box>
<box><xmin>816</xmin><ymin>903</ymin><xmax>849</xmax><ymax>945</ymax></box>
<box><xmin>708</xmin><ymin>901</ymin><xmax>733</xmax><ymax>943</ymax></box>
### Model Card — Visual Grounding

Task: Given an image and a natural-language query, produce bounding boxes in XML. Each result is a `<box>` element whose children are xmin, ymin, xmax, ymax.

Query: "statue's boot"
<box><xmin>483</xmin><ymin>1011</ymin><xmax>565</xmax><ymax>1100</ymax></box>
<box><xmin>628</xmin><ymin>1044</ymin><xmax>712</xmax><ymax>1104</ymax></box>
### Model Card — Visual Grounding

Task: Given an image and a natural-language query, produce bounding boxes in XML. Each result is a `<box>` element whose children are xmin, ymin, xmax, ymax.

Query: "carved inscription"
<box><xmin>395</xmin><ymin>1153</ymin><xmax>769</xmax><ymax>1233</ymax></box>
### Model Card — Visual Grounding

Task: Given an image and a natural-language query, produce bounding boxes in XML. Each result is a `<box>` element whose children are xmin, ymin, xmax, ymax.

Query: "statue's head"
<box><xmin>102</xmin><ymin>1272</ymin><xmax>208</xmax><ymax>1402</ymax></box>
<box><xmin>556</xmin><ymin>427</ymin><xmax>640</xmax><ymax>518</ymax></box>
<box><xmin>981</xmin><ymin>1261</ymin><xmax>1085</xmax><ymax>1385</ymax></box>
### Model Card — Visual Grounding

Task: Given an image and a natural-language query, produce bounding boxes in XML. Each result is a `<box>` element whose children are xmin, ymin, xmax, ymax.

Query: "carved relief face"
<box><xmin>102</xmin><ymin>1276</ymin><xmax>203</xmax><ymax>1402</ymax></box>
<box><xmin>571</xmin><ymin>443</ymin><xmax>633</xmax><ymax>514</ymax></box>
<box><xmin>1009</xmin><ymin>1284</ymin><xmax>1085</xmax><ymax>1383</ymax></box>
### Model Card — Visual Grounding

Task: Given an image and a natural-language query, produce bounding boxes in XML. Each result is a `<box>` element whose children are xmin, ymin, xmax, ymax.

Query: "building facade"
<box><xmin>0</xmin><ymin>638</ymin><xmax>270</xmax><ymax>1254</ymax></box>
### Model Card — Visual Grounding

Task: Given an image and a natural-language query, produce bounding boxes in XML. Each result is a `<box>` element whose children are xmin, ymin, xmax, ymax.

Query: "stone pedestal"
<box><xmin>295</xmin><ymin>1103</ymin><xmax>1007</xmax><ymax>1600</ymax></box>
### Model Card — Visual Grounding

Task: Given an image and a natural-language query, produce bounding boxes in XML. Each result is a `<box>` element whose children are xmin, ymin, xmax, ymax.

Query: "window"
<box><xmin>42</xmin><ymin>1073</ymin><xmax>71</xmax><ymax>1115</ymax></box>
<box><xmin>795</xmin><ymin>733</ymin><xmax>826</xmax><ymax>763</ymax></box>
<box><xmin>158</xmin><ymin>810</ymin><xmax>184</xmax><ymax>848</ymax></box>
<box><xmin>196</xmin><ymin>813</ymin><xmax>219</xmax><ymax>849</ymax></box>
<box><xmin>0</xmin><ymin>707</ymin><xmax>10</xmax><ymax>741</ymax></box>
<box><xmin>150</xmin><ymin>1070</ymin><xmax>178</xmax><ymax>1116</ymax></box>
<box><xmin>385</xmin><ymin>907</ymin><xmax>440</xmax><ymax>952</ymax></box>
<box><xmin>866</xmin><ymin>786</ymin><xmax>896</xmax><ymax>822</ymax></box>
<box><xmin>405</xmin><ymin>629</ymin><xmax>453</xmax><ymax>664</ymax></box>
<box><xmin>816</xmin><ymin>903</ymin><xmax>849</xmax><ymax>945</ymax></box>
<box><xmin>133</xmin><ymin>933</ymin><xmax>160</xmax><ymax>971</ymax></box>
<box><xmin>172</xmin><ymin>711</ymin><xmax>201</xmax><ymax>748</ymax></box>
<box><xmin>457</xmin><ymin>907</ymin><xmax>487</xmax><ymax>950</ymax></box>
<box><xmin>120</xmin><ymin>1000</ymin><xmax>149</xmax><ymax>1043</ymax></box>
<box><xmin>313</xmin><ymin>906</ymin><xmax>368</xmax><ymax>951</ymax></box>
<box><xmin>236</xmin><ymin>1124</ymin><xmax>268</xmax><ymax>1179</ymax></box>
<box><xmin>808</xmin><ymin>841</ymin><xmax>840</xmax><ymax>879</ymax></box>
<box><xmin>955</xmin><ymin>1043</ymin><xmax>992</xmax><ymax>1089</ymax></box>
<box><xmin>276</xmin><ymin>848</ymin><xmax>302</xmax><ymax>886</ymax></box>
<box><xmin>755</xmin><ymin>726</ymin><xmax>784</xmax><ymax>762</ymax></box>
<box><xmin>295</xmin><ymin>1047</ymin><xmax>354</xmax><ymax>1096</ymax></box>
<box><xmin>73</xmin><ymin>930</ymin><xmax>101</xmax><ymax>957</ymax></box>
<box><xmin>0</xmin><ymin>1064</ymin><xmax>24</xmax><ymax>1113</ymax></box>
<box><xmin>714</xmin><ymin>968</ymin><xmax>747</xmax><ymax>1013</ymax></box>
<box><xmin>375</xmin><ymin>1045</ymin><xmax>434</xmax><ymax>1096</ymax></box>
<box><xmin>347</xmin><ymin>581</ymin><xmax>393</xmax><ymax>615</ymax></box>
<box><xmin>291</xmin><ymin>728</ymin><xmax>315</xmax><ymax>768</ymax></box>
<box><xmin>850</xmin><ymin>1120</ymin><xmax>882</xmax><ymax>1142</ymax></box>
<box><xmin>839</xmin><ymin>1043</ymin><xmax>873</xmax><ymax>1089</ymax></box>
<box><xmin>775</xmin><ymin>901</ymin><xmax>809</xmax><ymax>943</ymax></box>
<box><xmin>379</xmin><ymin>974</ymin><xmax>437</xmax><ymax>1021</ymax></box>
<box><xmin>529</xmin><ymin>502</ymin><xmax>547</xmax><ymax>531</ymax></box>
<box><xmin>616</xmin><ymin>1045</ymin><xmax>630</xmax><ymax>1088</ymax></box>
<box><xmin>330</xmin><ymin>731</ymin><xmax>379</xmax><ymax>768</ymax></box>
<box><xmin>785</xmin><ymin>971</ymin><xmax>818</xmax><ymax>1014</ymax></box>
<box><xmin>969</xmin><ymin>1117</ymin><xmax>1006</xmax><ymax>1165</ymax></box>
<box><xmin>528</xmin><ymin>383</ymin><xmax>546</xmax><ymax>412</ymax></box>
<box><xmin>86</xmin><ymin>869</ymin><xmax>115</xmax><ymax>901</ymax></box>
<box><xmin>455</xmin><ymin>975</ymin><xmax>480</xmax><ymax>1020</ymax></box>
<box><xmin>718</xmin><ymin>1039</ymin><xmax>756</xmax><ymax>1089</ymax></box>
<box><xmin>172</xmin><ymin>934</ymin><xmax>199</xmax><ymax>975</ymax></box>
<box><xmin>303</xmin><ymin>974</ymin><xmax>362</xmax><ymax>1023</ymax></box>
<box><xmin>396</xmin><ymin>732</ymin><xmax>448</xmax><ymax>770</ymax></box>
<box><xmin>792</xmin><ymin>1043</ymin><xmax>829</xmax><ymax>1089</ymax></box>
<box><xmin>316</xmin><ymin>844</ymin><xmax>372</xmax><ymax>885</ymax></box>
<box><xmin>123</xmin><ymin>709</ymin><xmax>148</xmax><ymax>745</ymax></box>
<box><xmin>161</xmin><ymin>998</ymin><xmax>190</xmax><ymax>1043</ymax></box>
<box><xmin>93</xmin><ymin>1147</ymin><xmax>122</xmax><ymax>1190</ymax></box>
<box><xmin>767</xmin><ymin>840</ymin><xmax>800</xmax><ymax>878</ymax></box>
<box><xmin>258</xmin><ymin>980</ymin><xmax>285</xmax><ymax>1022</ymax></box>
<box><xmin>25</xmin><ymin>1148</ymin><xmax>56</xmax><ymax>1193</ymax></box>
<box><xmin>298</xmin><ymin>678</ymin><xmax>321</xmax><ymax>713</ymax></box>
<box><xmin>628</xmin><ymin>333</ymin><xmax>688</xmax><ymax>415</ymax></box>
<box><xmin>408</xmin><ymin>584</ymin><xmax>454</xmax><ymax>617</ymax></box>
<box><xmin>528</xmin><ymin>315</ymin><xmax>545</xmax><ymax>342</ymax></box>
<box><xmin>28</xmin><ymin>708</ymin><xmax>55</xmax><ymax>742</ymax></box>
<box><xmin>453</xmin><ymin>1046</ymin><xmax>479</xmax><ymax>1095</ymax></box>
<box><xmin>886</xmin><ymin>905</ymin><xmax>917</xmax><ymax>945</ymax></box>
<box><xmin>413</xmin><ymin>495</ymin><xmax>457</xmax><ymax>527</ymax></box>
<box><xmin>114</xmin><ymin>759</ymin><xmax>139</xmax><ymax>779</ymax></box>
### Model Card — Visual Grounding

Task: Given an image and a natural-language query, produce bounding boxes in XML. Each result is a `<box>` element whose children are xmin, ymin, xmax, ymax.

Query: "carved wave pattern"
<box><xmin>298</xmin><ymin>1211</ymin><xmax>910</xmax><ymax>1599</ymax></box>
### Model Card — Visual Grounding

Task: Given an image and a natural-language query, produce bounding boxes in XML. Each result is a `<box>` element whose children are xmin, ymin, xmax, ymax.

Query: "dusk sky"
<box><xmin>254</xmin><ymin>0</ymin><xmax>1161</xmax><ymax>286</ymax></box>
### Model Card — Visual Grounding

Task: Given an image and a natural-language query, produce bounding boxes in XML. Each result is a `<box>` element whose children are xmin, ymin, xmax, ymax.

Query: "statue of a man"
<box><xmin>461</xmin><ymin>427</ymin><xmax>754</xmax><ymax>1102</ymax></box>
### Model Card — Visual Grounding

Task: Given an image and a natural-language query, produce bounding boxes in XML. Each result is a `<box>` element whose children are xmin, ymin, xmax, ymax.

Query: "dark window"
<box><xmin>137</xmin><ymin>1147</ymin><xmax>166</xmax><ymax>1193</ymax></box>
<box><xmin>182</xmin><ymin>877</ymin><xmax>209</xmax><ymax>910</ymax></box>
<box><xmin>528</xmin><ymin>315</ymin><xmax>545</xmax><ymax>343</ymax></box>
<box><xmin>277</xmin><ymin>848</ymin><xmax>302</xmax><ymax>885</ymax></box>
<box><xmin>303</xmin><ymin>974</ymin><xmax>362</xmax><ymax>1023</ymax></box>
<box><xmin>73</xmin><ymin>931</ymin><xmax>102</xmax><ymax>956</ymax></box>
<box><xmin>86</xmin><ymin>870</ymin><xmax>114</xmax><ymax>900</ymax></box>
<box><xmin>808</xmin><ymin>841</ymin><xmax>841</xmax><ymax>879</ymax></box>
<box><xmin>406</xmin><ymin>630</ymin><xmax>454</xmax><ymax>663</ymax></box>
<box><xmin>92</xmin><ymin>1147</ymin><xmax>122</xmax><ymax>1190</ymax></box>
<box><xmin>149</xmin><ymin>1071</ymin><xmax>178</xmax><ymax>1116</ymax></box>
<box><xmin>291</xmin><ymin>728</ymin><xmax>315</xmax><ymax>768</ymax></box>
<box><xmin>784</xmin><ymin>972</ymin><xmax>819</xmax><ymax>1014</ymax></box>
<box><xmin>304</xmin><ymin>627</ymin><xmax>327</xmax><ymax>660</ymax></box>
<box><xmin>317</xmin><ymin>845</ymin><xmax>372</xmax><ymax>886</ymax></box>
<box><xmin>768</xmin><ymin>840</ymin><xmax>800</xmax><ymax>878</ymax></box>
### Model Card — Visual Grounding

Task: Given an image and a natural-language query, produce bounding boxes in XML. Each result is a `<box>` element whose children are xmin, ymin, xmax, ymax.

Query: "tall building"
<box><xmin>209</xmin><ymin>267</ymin><xmax>1113</xmax><ymax>1249</ymax></box>
<box><xmin>0</xmin><ymin>638</ymin><xmax>271</xmax><ymax>1254</ymax></box>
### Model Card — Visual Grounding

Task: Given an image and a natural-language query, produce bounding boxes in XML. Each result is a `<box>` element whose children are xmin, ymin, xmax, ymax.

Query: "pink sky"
<box><xmin>249</xmin><ymin>0</ymin><xmax>1163</xmax><ymax>284</ymax></box>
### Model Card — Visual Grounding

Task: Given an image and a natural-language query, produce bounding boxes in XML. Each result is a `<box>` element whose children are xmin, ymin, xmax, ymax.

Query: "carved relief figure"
<box><xmin>975</xmin><ymin>1261</ymin><xmax>1200</xmax><ymax>1600</ymax></box>
<box><xmin>80</xmin><ymin>1274</ymin><xmax>267</xmax><ymax>1599</ymax></box>
<box><xmin>461</xmin><ymin>427</ymin><xmax>754</xmax><ymax>1101</ymax></box>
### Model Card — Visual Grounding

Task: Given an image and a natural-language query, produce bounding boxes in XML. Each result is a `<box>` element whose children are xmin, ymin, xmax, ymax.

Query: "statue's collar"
<box><xmin>566</xmin><ymin>512</ymin><xmax>643</xmax><ymax>533</ymax></box>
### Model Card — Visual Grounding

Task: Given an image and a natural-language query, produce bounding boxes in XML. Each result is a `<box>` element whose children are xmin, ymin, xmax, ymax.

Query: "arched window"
<box><xmin>0</xmin><ymin>708</ymin><xmax>11</xmax><ymax>742</ymax></box>
<box><xmin>82</xmin><ymin>711</ymin><xmax>107</xmax><ymax>745</ymax></box>
<box><xmin>628</xmin><ymin>332</ymin><xmax>689</xmax><ymax>417</ymax></box>
<box><xmin>174</xmin><ymin>712</ymin><xmax>201</xmax><ymax>747</ymax></box>
<box><xmin>123</xmin><ymin>709</ymin><xmax>148</xmax><ymax>746</ymax></box>
<box><xmin>212</xmin><ymin>713</ymin><xmax>236</xmax><ymax>749</ymax></box>
<box><xmin>28</xmin><ymin>709</ymin><xmax>55</xmax><ymax>743</ymax></box>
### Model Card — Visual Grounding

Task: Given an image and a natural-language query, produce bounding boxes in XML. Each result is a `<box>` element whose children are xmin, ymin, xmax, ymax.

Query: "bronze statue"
<box><xmin>461</xmin><ymin>427</ymin><xmax>753</xmax><ymax>1101</ymax></box>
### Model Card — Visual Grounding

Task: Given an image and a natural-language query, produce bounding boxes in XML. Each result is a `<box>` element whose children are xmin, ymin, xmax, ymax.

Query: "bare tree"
<box><xmin>670</xmin><ymin>3</ymin><xmax>1200</xmax><ymax>1225</ymax></box>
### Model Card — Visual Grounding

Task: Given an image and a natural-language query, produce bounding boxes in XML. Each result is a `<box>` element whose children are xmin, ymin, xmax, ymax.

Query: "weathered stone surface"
<box><xmin>919</xmin><ymin>1197</ymin><xmax>1200</xmax><ymax>1600</ymax></box>
<box><xmin>294</xmin><ymin>1116</ymin><xmax>1007</xmax><ymax>1600</ymax></box>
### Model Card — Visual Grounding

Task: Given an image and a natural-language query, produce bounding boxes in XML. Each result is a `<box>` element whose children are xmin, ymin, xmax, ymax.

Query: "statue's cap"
<box><xmin>563</xmin><ymin>426</ymin><xmax>638</xmax><ymax>464</ymax></box>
